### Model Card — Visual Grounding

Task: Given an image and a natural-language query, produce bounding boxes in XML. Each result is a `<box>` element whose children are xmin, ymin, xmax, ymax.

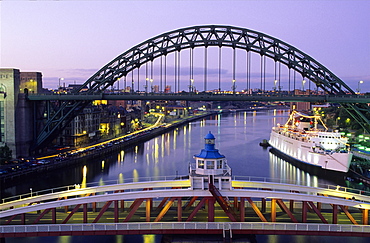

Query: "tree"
<box><xmin>0</xmin><ymin>145</ymin><xmax>12</xmax><ymax>165</ymax></box>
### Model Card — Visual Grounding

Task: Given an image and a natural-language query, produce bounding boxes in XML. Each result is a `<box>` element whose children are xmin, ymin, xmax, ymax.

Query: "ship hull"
<box><xmin>269</xmin><ymin>129</ymin><xmax>352</xmax><ymax>173</ymax></box>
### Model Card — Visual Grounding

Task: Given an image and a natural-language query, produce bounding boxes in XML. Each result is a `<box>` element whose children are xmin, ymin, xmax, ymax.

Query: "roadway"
<box><xmin>27</xmin><ymin>92</ymin><xmax>370</xmax><ymax>103</ymax></box>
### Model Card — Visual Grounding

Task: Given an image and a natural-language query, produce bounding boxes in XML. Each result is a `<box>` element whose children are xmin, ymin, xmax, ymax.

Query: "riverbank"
<box><xmin>0</xmin><ymin>112</ymin><xmax>216</xmax><ymax>184</ymax></box>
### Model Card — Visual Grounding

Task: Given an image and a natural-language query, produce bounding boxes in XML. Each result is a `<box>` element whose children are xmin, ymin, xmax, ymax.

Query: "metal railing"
<box><xmin>1</xmin><ymin>175</ymin><xmax>183</xmax><ymax>204</ymax></box>
<box><xmin>2</xmin><ymin>174</ymin><xmax>369</xmax><ymax>204</ymax></box>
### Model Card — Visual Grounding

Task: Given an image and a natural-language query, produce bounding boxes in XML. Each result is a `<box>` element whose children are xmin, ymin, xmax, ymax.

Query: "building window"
<box><xmin>217</xmin><ymin>160</ymin><xmax>223</xmax><ymax>169</ymax></box>
<box><xmin>198</xmin><ymin>160</ymin><xmax>204</xmax><ymax>169</ymax></box>
<box><xmin>0</xmin><ymin>101</ymin><xmax>4</xmax><ymax>142</ymax></box>
<box><xmin>206</xmin><ymin>160</ymin><xmax>214</xmax><ymax>169</ymax></box>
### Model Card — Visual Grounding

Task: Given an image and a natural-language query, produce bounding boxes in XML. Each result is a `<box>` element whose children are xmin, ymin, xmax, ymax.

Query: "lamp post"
<box><xmin>58</xmin><ymin>78</ymin><xmax>64</xmax><ymax>89</ymax></box>
<box><xmin>232</xmin><ymin>79</ymin><xmax>236</xmax><ymax>94</ymax></box>
<box><xmin>357</xmin><ymin>80</ymin><xmax>364</xmax><ymax>94</ymax></box>
<box><xmin>274</xmin><ymin>80</ymin><xmax>278</xmax><ymax>92</ymax></box>
<box><xmin>189</xmin><ymin>79</ymin><xmax>194</xmax><ymax>92</ymax></box>
<box><xmin>302</xmin><ymin>80</ymin><xmax>306</xmax><ymax>92</ymax></box>
<box><xmin>30</xmin><ymin>188</ymin><xmax>33</xmax><ymax>197</ymax></box>
<box><xmin>145</xmin><ymin>78</ymin><xmax>149</xmax><ymax>93</ymax></box>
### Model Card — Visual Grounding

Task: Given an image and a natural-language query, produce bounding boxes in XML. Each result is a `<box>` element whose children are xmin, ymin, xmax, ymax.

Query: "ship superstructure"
<box><xmin>269</xmin><ymin>110</ymin><xmax>352</xmax><ymax>173</ymax></box>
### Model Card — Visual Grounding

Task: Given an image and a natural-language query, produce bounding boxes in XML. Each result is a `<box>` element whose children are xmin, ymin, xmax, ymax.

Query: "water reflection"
<box><xmin>2</xmin><ymin>110</ymin><xmax>345</xmax><ymax>197</ymax></box>
<box><xmin>269</xmin><ymin>153</ymin><xmax>320</xmax><ymax>187</ymax></box>
<box><xmin>81</xmin><ymin>165</ymin><xmax>87</xmax><ymax>188</ymax></box>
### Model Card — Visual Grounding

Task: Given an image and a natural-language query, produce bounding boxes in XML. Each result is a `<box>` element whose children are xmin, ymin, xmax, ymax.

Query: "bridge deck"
<box><xmin>1</xmin><ymin>179</ymin><xmax>370</xmax><ymax>237</ymax></box>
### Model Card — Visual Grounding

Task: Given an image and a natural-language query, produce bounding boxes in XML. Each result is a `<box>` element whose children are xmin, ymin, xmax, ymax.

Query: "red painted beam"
<box><xmin>123</xmin><ymin>198</ymin><xmax>144</xmax><ymax>222</ymax></box>
<box><xmin>62</xmin><ymin>204</ymin><xmax>82</xmax><ymax>224</ymax></box>
<box><xmin>33</xmin><ymin>208</ymin><xmax>51</xmax><ymax>224</ymax></box>
<box><xmin>186</xmin><ymin>197</ymin><xmax>207</xmax><ymax>221</ymax></box>
<box><xmin>92</xmin><ymin>201</ymin><xmax>113</xmax><ymax>223</ymax></box>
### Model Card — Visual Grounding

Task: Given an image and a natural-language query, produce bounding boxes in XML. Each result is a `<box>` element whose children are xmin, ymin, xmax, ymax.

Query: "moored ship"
<box><xmin>269</xmin><ymin>110</ymin><xmax>352</xmax><ymax>173</ymax></box>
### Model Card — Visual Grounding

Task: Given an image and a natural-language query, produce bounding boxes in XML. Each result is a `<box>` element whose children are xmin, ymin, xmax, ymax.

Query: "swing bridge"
<box><xmin>1</xmin><ymin>176</ymin><xmax>370</xmax><ymax>238</ymax></box>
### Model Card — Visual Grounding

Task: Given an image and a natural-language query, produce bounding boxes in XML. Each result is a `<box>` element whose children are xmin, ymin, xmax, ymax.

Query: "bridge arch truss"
<box><xmin>33</xmin><ymin>25</ymin><xmax>370</xmax><ymax>152</ymax></box>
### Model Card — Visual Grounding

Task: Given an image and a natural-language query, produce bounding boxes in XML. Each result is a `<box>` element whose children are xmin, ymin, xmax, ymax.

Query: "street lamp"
<box><xmin>357</xmin><ymin>80</ymin><xmax>364</xmax><ymax>94</ymax></box>
<box><xmin>189</xmin><ymin>79</ymin><xmax>194</xmax><ymax>92</ymax></box>
<box><xmin>145</xmin><ymin>78</ymin><xmax>149</xmax><ymax>93</ymax></box>
<box><xmin>302</xmin><ymin>80</ymin><xmax>306</xmax><ymax>91</ymax></box>
<box><xmin>58</xmin><ymin>78</ymin><xmax>64</xmax><ymax>88</ymax></box>
<box><xmin>30</xmin><ymin>188</ymin><xmax>33</xmax><ymax>197</ymax></box>
<box><xmin>232</xmin><ymin>80</ymin><xmax>236</xmax><ymax>94</ymax></box>
<box><xmin>274</xmin><ymin>80</ymin><xmax>278</xmax><ymax>92</ymax></box>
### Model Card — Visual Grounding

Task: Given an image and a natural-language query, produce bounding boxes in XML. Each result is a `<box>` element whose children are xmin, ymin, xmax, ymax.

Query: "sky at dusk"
<box><xmin>1</xmin><ymin>0</ymin><xmax>369</xmax><ymax>92</ymax></box>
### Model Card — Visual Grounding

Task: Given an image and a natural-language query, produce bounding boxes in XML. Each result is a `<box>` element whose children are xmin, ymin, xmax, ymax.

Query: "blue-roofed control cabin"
<box><xmin>190</xmin><ymin>132</ymin><xmax>232</xmax><ymax>190</ymax></box>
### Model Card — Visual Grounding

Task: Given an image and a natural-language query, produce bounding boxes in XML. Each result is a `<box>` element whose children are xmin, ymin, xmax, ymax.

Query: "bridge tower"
<box><xmin>190</xmin><ymin>131</ymin><xmax>232</xmax><ymax>190</ymax></box>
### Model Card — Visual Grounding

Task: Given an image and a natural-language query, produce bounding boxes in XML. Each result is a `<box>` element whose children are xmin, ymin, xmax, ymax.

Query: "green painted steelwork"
<box><xmin>30</xmin><ymin>25</ymin><xmax>370</xmax><ymax>152</ymax></box>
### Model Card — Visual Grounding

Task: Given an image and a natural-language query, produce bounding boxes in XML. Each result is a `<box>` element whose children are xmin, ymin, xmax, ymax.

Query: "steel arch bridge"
<box><xmin>33</xmin><ymin>25</ymin><xmax>370</xmax><ymax>152</ymax></box>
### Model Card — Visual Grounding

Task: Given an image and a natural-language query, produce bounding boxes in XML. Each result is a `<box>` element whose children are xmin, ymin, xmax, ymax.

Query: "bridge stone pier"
<box><xmin>1</xmin><ymin>133</ymin><xmax>370</xmax><ymax>238</ymax></box>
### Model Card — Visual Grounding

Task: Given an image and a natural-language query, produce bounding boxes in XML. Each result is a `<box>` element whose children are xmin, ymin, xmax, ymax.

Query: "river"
<box><xmin>3</xmin><ymin>109</ymin><xmax>368</xmax><ymax>242</ymax></box>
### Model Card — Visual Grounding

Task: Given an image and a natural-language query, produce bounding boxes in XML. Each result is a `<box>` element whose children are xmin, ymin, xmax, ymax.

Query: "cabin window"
<box><xmin>207</xmin><ymin>160</ymin><xmax>214</xmax><ymax>169</ymax></box>
<box><xmin>217</xmin><ymin>160</ymin><xmax>223</xmax><ymax>169</ymax></box>
<box><xmin>198</xmin><ymin>160</ymin><xmax>204</xmax><ymax>169</ymax></box>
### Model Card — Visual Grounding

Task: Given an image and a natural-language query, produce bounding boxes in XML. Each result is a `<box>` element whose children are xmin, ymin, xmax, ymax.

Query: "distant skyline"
<box><xmin>1</xmin><ymin>0</ymin><xmax>369</xmax><ymax>92</ymax></box>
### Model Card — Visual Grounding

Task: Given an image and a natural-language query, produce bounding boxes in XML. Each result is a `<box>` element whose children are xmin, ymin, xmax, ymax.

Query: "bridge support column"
<box><xmin>332</xmin><ymin>204</ymin><xmax>338</xmax><ymax>224</ymax></box>
<box><xmin>289</xmin><ymin>200</ymin><xmax>294</xmax><ymax>212</ymax></box>
<box><xmin>271</xmin><ymin>199</ymin><xmax>276</xmax><ymax>222</ymax></box>
<box><xmin>114</xmin><ymin>200</ymin><xmax>119</xmax><ymax>223</ymax></box>
<box><xmin>302</xmin><ymin>201</ymin><xmax>308</xmax><ymax>223</ymax></box>
<box><xmin>177</xmin><ymin>198</ymin><xmax>182</xmax><ymax>222</ymax></box>
<box><xmin>64</xmin><ymin>196</ymin><xmax>68</xmax><ymax>213</ymax></box>
<box><xmin>146</xmin><ymin>199</ymin><xmax>151</xmax><ymax>222</ymax></box>
<box><xmin>92</xmin><ymin>193</ymin><xmax>96</xmax><ymax>212</ymax></box>
<box><xmin>261</xmin><ymin>198</ymin><xmax>266</xmax><ymax>213</ymax></box>
<box><xmin>21</xmin><ymin>213</ymin><xmax>25</xmax><ymax>225</ymax></box>
<box><xmin>52</xmin><ymin>208</ymin><xmax>56</xmax><ymax>224</ymax></box>
<box><xmin>120</xmin><ymin>190</ymin><xmax>125</xmax><ymax>212</ymax></box>
<box><xmin>83</xmin><ymin>203</ymin><xmax>88</xmax><ymax>223</ymax></box>
<box><xmin>234</xmin><ymin>197</ymin><xmax>238</xmax><ymax>209</ymax></box>
<box><xmin>208</xmin><ymin>198</ymin><xmax>215</xmax><ymax>222</ymax></box>
<box><xmin>240</xmin><ymin>197</ymin><xmax>245</xmax><ymax>222</ymax></box>
<box><xmin>362</xmin><ymin>209</ymin><xmax>369</xmax><ymax>225</ymax></box>
<box><xmin>317</xmin><ymin>202</ymin><xmax>322</xmax><ymax>211</ymax></box>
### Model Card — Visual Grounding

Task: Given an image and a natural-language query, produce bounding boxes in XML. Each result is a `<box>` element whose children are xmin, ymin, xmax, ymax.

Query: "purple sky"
<box><xmin>1</xmin><ymin>0</ymin><xmax>369</xmax><ymax>92</ymax></box>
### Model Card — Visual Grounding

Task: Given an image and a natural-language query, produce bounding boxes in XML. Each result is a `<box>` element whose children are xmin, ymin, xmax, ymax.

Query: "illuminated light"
<box><xmin>143</xmin><ymin>235</ymin><xmax>156</xmax><ymax>243</ymax></box>
<box><xmin>81</xmin><ymin>165</ymin><xmax>87</xmax><ymax>188</ymax></box>
<box><xmin>366</xmin><ymin>148</ymin><xmax>370</xmax><ymax>152</ymax></box>
<box><xmin>118</xmin><ymin>173</ymin><xmax>124</xmax><ymax>184</ymax></box>
<box><xmin>101</xmin><ymin>160</ymin><xmax>105</xmax><ymax>170</ymax></box>
<box><xmin>83</xmin><ymin>131</ymin><xmax>87</xmax><ymax>134</ymax></box>
<box><xmin>133</xmin><ymin>169</ymin><xmax>139</xmax><ymax>182</ymax></box>
<box><xmin>359</xmin><ymin>135</ymin><xmax>364</xmax><ymax>138</ymax></box>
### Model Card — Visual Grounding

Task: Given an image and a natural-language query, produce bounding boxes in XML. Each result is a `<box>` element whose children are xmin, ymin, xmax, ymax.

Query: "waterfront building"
<box><xmin>61</xmin><ymin>105</ymin><xmax>102</xmax><ymax>146</ymax></box>
<box><xmin>0</xmin><ymin>68</ymin><xmax>40</xmax><ymax>158</ymax></box>
<box><xmin>164</xmin><ymin>105</ymin><xmax>189</xmax><ymax>118</ymax></box>
<box><xmin>19</xmin><ymin>72</ymin><xmax>43</xmax><ymax>94</ymax></box>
